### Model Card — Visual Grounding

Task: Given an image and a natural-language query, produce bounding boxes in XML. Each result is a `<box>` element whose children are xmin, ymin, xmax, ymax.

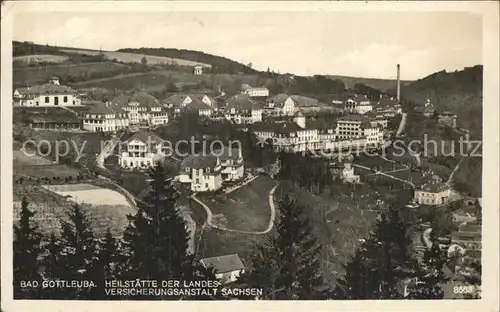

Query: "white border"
<box><xmin>1</xmin><ymin>1</ymin><xmax>498</xmax><ymax>312</ymax></box>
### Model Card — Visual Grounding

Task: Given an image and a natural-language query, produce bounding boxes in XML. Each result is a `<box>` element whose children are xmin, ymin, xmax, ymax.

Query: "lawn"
<box><xmin>13</xmin><ymin>54</ymin><xmax>69</xmax><ymax>63</ymax></box>
<box><xmin>58</xmin><ymin>49</ymin><xmax>211</xmax><ymax>67</ymax></box>
<box><xmin>197</xmin><ymin>176</ymin><xmax>275</xmax><ymax>232</ymax></box>
<box><xmin>15</xmin><ymin>164</ymin><xmax>81</xmax><ymax>179</ymax></box>
<box><xmin>13</xmin><ymin>62</ymin><xmax>130</xmax><ymax>86</ymax></box>
<box><xmin>354</xmin><ymin>154</ymin><xmax>407</xmax><ymax>172</ymax></box>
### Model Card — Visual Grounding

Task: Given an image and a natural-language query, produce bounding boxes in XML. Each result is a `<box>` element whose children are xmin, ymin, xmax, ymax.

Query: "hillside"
<box><xmin>117</xmin><ymin>47</ymin><xmax>258</xmax><ymax>75</ymax></box>
<box><xmin>403</xmin><ymin>65</ymin><xmax>483</xmax><ymax>139</ymax></box>
<box><xmin>327</xmin><ymin>74</ymin><xmax>412</xmax><ymax>92</ymax></box>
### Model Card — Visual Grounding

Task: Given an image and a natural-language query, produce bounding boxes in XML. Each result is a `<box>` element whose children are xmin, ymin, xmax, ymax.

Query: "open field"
<box><xmin>14</xmin><ymin>54</ymin><xmax>69</xmax><ymax>63</ymax></box>
<box><xmin>14</xmin><ymin>163</ymin><xmax>81</xmax><ymax>179</ymax></box>
<box><xmin>198</xmin><ymin>176</ymin><xmax>275</xmax><ymax>232</ymax></box>
<box><xmin>13</xmin><ymin>62</ymin><xmax>130</xmax><ymax>86</ymax></box>
<box><xmin>43</xmin><ymin>183</ymin><xmax>131</xmax><ymax>206</ymax></box>
<box><xmin>13</xmin><ymin>183</ymin><xmax>134</xmax><ymax>237</ymax></box>
<box><xmin>59</xmin><ymin>49</ymin><xmax>211</xmax><ymax>67</ymax></box>
<box><xmin>354</xmin><ymin>154</ymin><xmax>407</xmax><ymax>172</ymax></box>
<box><xmin>13</xmin><ymin>150</ymin><xmax>55</xmax><ymax>166</ymax></box>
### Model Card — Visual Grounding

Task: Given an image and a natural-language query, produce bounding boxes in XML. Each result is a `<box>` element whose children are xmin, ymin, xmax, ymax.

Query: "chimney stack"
<box><xmin>396</xmin><ymin>64</ymin><xmax>401</xmax><ymax>102</ymax></box>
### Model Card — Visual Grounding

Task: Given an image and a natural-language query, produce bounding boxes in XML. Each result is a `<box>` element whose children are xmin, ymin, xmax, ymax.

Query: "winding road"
<box><xmin>191</xmin><ymin>184</ymin><xmax>278</xmax><ymax>235</ymax></box>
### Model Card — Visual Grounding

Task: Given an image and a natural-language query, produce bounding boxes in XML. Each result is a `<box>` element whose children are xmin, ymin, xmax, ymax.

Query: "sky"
<box><xmin>13</xmin><ymin>11</ymin><xmax>482</xmax><ymax>80</ymax></box>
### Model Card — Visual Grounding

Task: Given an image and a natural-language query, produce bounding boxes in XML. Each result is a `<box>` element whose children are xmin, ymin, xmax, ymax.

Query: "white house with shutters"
<box><xmin>13</xmin><ymin>77</ymin><xmax>82</xmax><ymax>107</ymax></box>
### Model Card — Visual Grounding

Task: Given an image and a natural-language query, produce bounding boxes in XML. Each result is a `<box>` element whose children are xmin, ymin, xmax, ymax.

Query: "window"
<box><xmin>206</xmin><ymin>168</ymin><xmax>211</xmax><ymax>173</ymax></box>
<box><xmin>73</xmin><ymin>100</ymin><xmax>75</xmax><ymax>105</ymax></box>
<box><xmin>63</xmin><ymin>96</ymin><xmax>68</xmax><ymax>103</ymax></box>
<box><xmin>45</xmin><ymin>96</ymin><xmax>50</xmax><ymax>103</ymax></box>
<box><xmin>35</xmin><ymin>101</ymin><xmax>39</xmax><ymax>106</ymax></box>
<box><xmin>186</xmin><ymin>167</ymin><xmax>190</xmax><ymax>172</ymax></box>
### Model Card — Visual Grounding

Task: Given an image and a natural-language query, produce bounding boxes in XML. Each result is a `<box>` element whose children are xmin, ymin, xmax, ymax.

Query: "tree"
<box><xmin>13</xmin><ymin>198</ymin><xmax>44</xmax><ymax>299</ymax></box>
<box><xmin>122</xmin><ymin>163</ymin><xmax>220</xmax><ymax>299</ymax></box>
<box><xmin>334</xmin><ymin>205</ymin><xmax>417</xmax><ymax>299</ymax></box>
<box><xmin>141</xmin><ymin>56</ymin><xmax>148</xmax><ymax>65</ymax></box>
<box><xmin>43</xmin><ymin>205</ymin><xmax>99</xmax><ymax>299</ymax></box>
<box><xmin>406</xmin><ymin>239</ymin><xmax>449</xmax><ymax>299</ymax></box>
<box><xmin>238</xmin><ymin>193</ymin><xmax>327</xmax><ymax>299</ymax></box>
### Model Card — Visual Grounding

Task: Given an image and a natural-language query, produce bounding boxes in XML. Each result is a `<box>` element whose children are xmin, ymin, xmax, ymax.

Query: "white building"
<box><xmin>193</xmin><ymin>65</ymin><xmax>203</xmax><ymax>75</ymax></box>
<box><xmin>329</xmin><ymin>161</ymin><xmax>360</xmax><ymax>184</ymax></box>
<box><xmin>119</xmin><ymin>131</ymin><xmax>165</xmax><ymax>169</ymax></box>
<box><xmin>244</xmin><ymin>87</ymin><xmax>269</xmax><ymax>98</ymax></box>
<box><xmin>112</xmin><ymin>92</ymin><xmax>168</xmax><ymax>127</ymax></box>
<box><xmin>216</xmin><ymin>147</ymin><xmax>245</xmax><ymax>181</ymax></box>
<box><xmin>13</xmin><ymin>77</ymin><xmax>82</xmax><ymax>107</ymax></box>
<box><xmin>200</xmin><ymin>254</ymin><xmax>246</xmax><ymax>285</ymax></box>
<box><xmin>178</xmin><ymin>155</ymin><xmax>223</xmax><ymax>192</ymax></box>
<box><xmin>336</xmin><ymin>115</ymin><xmax>383</xmax><ymax>146</ymax></box>
<box><xmin>343</xmin><ymin>94</ymin><xmax>373</xmax><ymax>114</ymax></box>
<box><xmin>163</xmin><ymin>94</ymin><xmax>216</xmax><ymax>117</ymax></box>
<box><xmin>266</xmin><ymin>94</ymin><xmax>297</xmax><ymax>116</ymax></box>
<box><xmin>223</xmin><ymin>94</ymin><xmax>262</xmax><ymax>124</ymax></box>
<box><xmin>414</xmin><ymin>176</ymin><xmax>453</xmax><ymax>206</ymax></box>
<box><xmin>82</xmin><ymin>102</ymin><xmax>129</xmax><ymax>132</ymax></box>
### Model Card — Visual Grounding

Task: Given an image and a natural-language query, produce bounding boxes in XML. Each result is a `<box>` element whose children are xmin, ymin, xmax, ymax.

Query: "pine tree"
<box><xmin>122</xmin><ymin>162</ymin><xmax>219</xmax><ymax>299</ymax></box>
<box><xmin>91</xmin><ymin>228</ymin><xmax>126</xmax><ymax>299</ymax></box>
<box><xmin>13</xmin><ymin>197</ymin><xmax>44</xmax><ymax>299</ymax></box>
<box><xmin>334</xmin><ymin>205</ymin><xmax>417</xmax><ymax>299</ymax></box>
<box><xmin>406</xmin><ymin>240</ymin><xmax>448</xmax><ymax>299</ymax></box>
<box><xmin>44</xmin><ymin>204</ymin><xmax>99</xmax><ymax>299</ymax></box>
<box><xmin>239</xmin><ymin>193</ymin><xmax>326</xmax><ymax>299</ymax></box>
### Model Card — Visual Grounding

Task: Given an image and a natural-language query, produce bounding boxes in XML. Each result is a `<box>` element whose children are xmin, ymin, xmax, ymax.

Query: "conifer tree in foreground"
<box><xmin>43</xmin><ymin>204</ymin><xmax>99</xmax><ymax>299</ymax></box>
<box><xmin>239</xmin><ymin>192</ymin><xmax>327</xmax><ymax>300</ymax></box>
<box><xmin>122</xmin><ymin>163</ymin><xmax>221</xmax><ymax>299</ymax></box>
<box><xmin>334</xmin><ymin>205</ymin><xmax>417</xmax><ymax>299</ymax></box>
<box><xmin>13</xmin><ymin>198</ymin><xmax>44</xmax><ymax>299</ymax></box>
<box><xmin>407</xmin><ymin>236</ymin><xmax>448</xmax><ymax>299</ymax></box>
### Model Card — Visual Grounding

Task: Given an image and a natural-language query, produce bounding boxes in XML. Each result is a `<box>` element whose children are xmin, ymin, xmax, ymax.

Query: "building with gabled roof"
<box><xmin>14</xmin><ymin>78</ymin><xmax>82</xmax><ymax>107</ymax></box>
<box><xmin>179</xmin><ymin>155</ymin><xmax>223</xmax><ymax>192</ymax></box>
<box><xmin>163</xmin><ymin>93</ymin><xmax>216</xmax><ymax>117</ymax></box>
<box><xmin>265</xmin><ymin>94</ymin><xmax>297</xmax><ymax>116</ymax></box>
<box><xmin>112</xmin><ymin>91</ymin><xmax>168</xmax><ymax>127</ymax></box>
<box><xmin>82</xmin><ymin>101</ymin><xmax>130</xmax><ymax>132</ymax></box>
<box><xmin>119</xmin><ymin>130</ymin><xmax>166</xmax><ymax>169</ymax></box>
<box><xmin>223</xmin><ymin>94</ymin><xmax>262</xmax><ymax>124</ymax></box>
<box><xmin>214</xmin><ymin>147</ymin><xmax>244</xmax><ymax>182</ymax></box>
<box><xmin>199</xmin><ymin>254</ymin><xmax>246</xmax><ymax>284</ymax></box>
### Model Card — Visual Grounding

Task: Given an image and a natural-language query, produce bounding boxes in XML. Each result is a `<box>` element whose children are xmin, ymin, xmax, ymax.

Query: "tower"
<box><xmin>396</xmin><ymin>64</ymin><xmax>401</xmax><ymax>103</ymax></box>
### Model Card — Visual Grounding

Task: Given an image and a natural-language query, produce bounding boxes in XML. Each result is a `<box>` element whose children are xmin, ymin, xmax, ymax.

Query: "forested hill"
<box><xmin>117</xmin><ymin>47</ymin><xmax>259</xmax><ymax>75</ymax></box>
<box><xmin>403</xmin><ymin>65</ymin><xmax>483</xmax><ymax>138</ymax></box>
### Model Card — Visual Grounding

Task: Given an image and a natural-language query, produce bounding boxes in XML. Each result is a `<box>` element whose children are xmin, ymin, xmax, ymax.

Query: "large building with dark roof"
<box><xmin>82</xmin><ymin>102</ymin><xmax>130</xmax><ymax>132</ymax></box>
<box><xmin>112</xmin><ymin>92</ymin><xmax>168</xmax><ymax>127</ymax></box>
<box><xmin>163</xmin><ymin>93</ymin><xmax>217</xmax><ymax>117</ymax></box>
<box><xmin>13</xmin><ymin>78</ymin><xmax>82</xmax><ymax>107</ymax></box>
<box><xmin>223</xmin><ymin>94</ymin><xmax>262</xmax><ymax>124</ymax></box>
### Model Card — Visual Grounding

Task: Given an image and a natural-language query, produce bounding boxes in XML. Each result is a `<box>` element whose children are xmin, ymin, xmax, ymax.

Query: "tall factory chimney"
<box><xmin>396</xmin><ymin>64</ymin><xmax>401</xmax><ymax>102</ymax></box>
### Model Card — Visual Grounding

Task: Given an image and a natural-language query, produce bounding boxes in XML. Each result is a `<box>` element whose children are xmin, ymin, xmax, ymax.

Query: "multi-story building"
<box><xmin>414</xmin><ymin>175</ymin><xmax>454</xmax><ymax>206</ymax></box>
<box><xmin>178</xmin><ymin>155</ymin><xmax>223</xmax><ymax>192</ymax></box>
<box><xmin>13</xmin><ymin>77</ymin><xmax>82</xmax><ymax>107</ymax></box>
<box><xmin>82</xmin><ymin>102</ymin><xmax>129</xmax><ymax>132</ymax></box>
<box><xmin>112</xmin><ymin>92</ymin><xmax>168</xmax><ymax>128</ymax></box>
<box><xmin>265</xmin><ymin>94</ymin><xmax>297</xmax><ymax>116</ymax></box>
<box><xmin>343</xmin><ymin>94</ymin><xmax>372</xmax><ymax>114</ymax></box>
<box><xmin>335</xmin><ymin>114</ymin><xmax>383</xmax><ymax>146</ymax></box>
<box><xmin>328</xmin><ymin>161</ymin><xmax>360</xmax><ymax>184</ymax></box>
<box><xmin>223</xmin><ymin>94</ymin><xmax>262</xmax><ymax>124</ymax></box>
<box><xmin>119</xmin><ymin>130</ymin><xmax>165</xmax><ymax>169</ymax></box>
<box><xmin>216</xmin><ymin>147</ymin><xmax>245</xmax><ymax>181</ymax></box>
<box><xmin>163</xmin><ymin>94</ymin><xmax>216</xmax><ymax>117</ymax></box>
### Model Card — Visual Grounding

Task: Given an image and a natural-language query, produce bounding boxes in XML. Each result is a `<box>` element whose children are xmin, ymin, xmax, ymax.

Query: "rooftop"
<box><xmin>180</xmin><ymin>154</ymin><xmax>219</xmax><ymax>171</ymax></box>
<box><xmin>16</xmin><ymin>84</ymin><xmax>78</xmax><ymax>96</ymax></box>
<box><xmin>112</xmin><ymin>92</ymin><xmax>161</xmax><ymax>108</ymax></box>
<box><xmin>200</xmin><ymin>254</ymin><xmax>245</xmax><ymax>274</ymax></box>
<box><xmin>226</xmin><ymin>94</ymin><xmax>260</xmax><ymax>111</ymax></box>
<box><xmin>290</xmin><ymin>95</ymin><xmax>320</xmax><ymax>107</ymax></box>
<box><xmin>125</xmin><ymin>130</ymin><xmax>163</xmax><ymax>144</ymax></box>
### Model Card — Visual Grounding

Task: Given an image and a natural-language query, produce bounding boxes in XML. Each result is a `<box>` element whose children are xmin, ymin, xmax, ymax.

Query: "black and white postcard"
<box><xmin>1</xmin><ymin>1</ymin><xmax>498</xmax><ymax>311</ymax></box>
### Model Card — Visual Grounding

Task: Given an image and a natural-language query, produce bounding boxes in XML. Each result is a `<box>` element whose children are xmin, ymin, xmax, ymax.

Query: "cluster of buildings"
<box><xmin>252</xmin><ymin>111</ymin><xmax>386</xmax><ymax>153</ymax></box>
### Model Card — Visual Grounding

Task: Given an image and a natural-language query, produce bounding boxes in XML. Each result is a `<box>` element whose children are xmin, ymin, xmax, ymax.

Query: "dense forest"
<box><xmin>402</xmin><ymin>65</ymin><xmax>483</xmax><ymax>139</ymax></box>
